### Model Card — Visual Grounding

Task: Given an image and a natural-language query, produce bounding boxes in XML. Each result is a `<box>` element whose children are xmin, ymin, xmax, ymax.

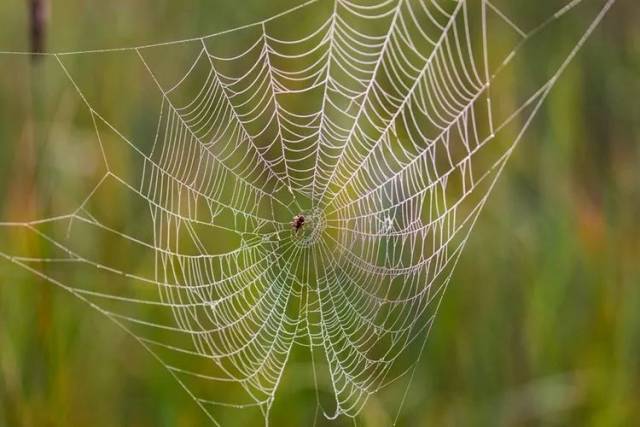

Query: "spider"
<box><xmin>291</xmin><ymin>214</ymin><xmax>305</xmax><ymax>234</ymax></box>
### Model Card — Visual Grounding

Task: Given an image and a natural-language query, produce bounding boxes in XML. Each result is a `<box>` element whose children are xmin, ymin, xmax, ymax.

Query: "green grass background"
<box><xmin>0</xmin><ymin>0</ymin><xmax>639</xmax><ymax>426</ymax></box>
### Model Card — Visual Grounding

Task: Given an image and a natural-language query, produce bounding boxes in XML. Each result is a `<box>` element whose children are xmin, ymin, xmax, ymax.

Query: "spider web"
<box><xmin>0</xmin><ymin>0</ymin><xmax>615</xmax><ymax>425</ymax></box>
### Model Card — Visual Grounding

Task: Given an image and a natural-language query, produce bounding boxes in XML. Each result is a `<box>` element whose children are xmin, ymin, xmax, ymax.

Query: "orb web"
<box><xmin>0</xmin><ymin>0</ymin><xmax>615</xmax><ymax>425</ymax></box>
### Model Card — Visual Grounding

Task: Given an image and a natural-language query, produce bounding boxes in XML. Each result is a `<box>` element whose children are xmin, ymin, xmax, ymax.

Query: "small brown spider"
<box><xmin>292</xmin><ymin>214</ymin><xmax>305</xmax><ymax>233</ymax></box>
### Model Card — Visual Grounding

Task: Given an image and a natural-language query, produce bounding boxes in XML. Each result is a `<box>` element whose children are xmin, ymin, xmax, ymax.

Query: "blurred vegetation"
<box><xmin>0</xmin><ymin>0</ymin><xmax>639</xmax><ymax>426</ymax></box>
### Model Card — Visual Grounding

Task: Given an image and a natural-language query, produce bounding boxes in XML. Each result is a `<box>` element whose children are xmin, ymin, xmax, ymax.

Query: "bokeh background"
<box><xmin>0</xmin><ymin>0</ymin><xmax>638</xmax><ymax>426</ymax></box>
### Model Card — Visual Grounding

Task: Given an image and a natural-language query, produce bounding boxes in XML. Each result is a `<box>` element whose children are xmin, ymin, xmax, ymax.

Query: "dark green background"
<box><xmin>0</xmin><ymin>1</ymin><xmax>638</xmax><ymax>426</ymax></box>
